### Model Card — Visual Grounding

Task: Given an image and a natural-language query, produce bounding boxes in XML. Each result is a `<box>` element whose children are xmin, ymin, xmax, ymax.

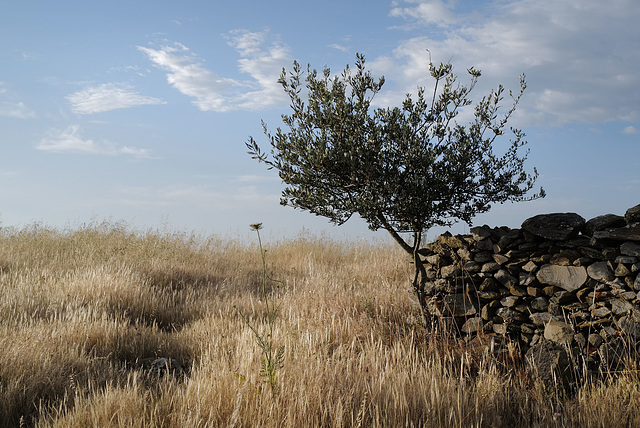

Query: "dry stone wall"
<box><xmin>417</xmin><ymin>203</ymin><xmax>640</xmax><ymax>378</ymax></box>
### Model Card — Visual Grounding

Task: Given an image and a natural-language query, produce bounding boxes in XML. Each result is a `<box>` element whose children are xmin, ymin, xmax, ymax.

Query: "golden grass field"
<box><xmin>1</xmin><ymin>222</ymin><xmax>639</xmax><ymax>427</ymax></box>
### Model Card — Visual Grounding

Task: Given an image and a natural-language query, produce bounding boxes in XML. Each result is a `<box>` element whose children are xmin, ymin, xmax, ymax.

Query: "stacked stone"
<box><xmin>417</xmin><ymin>203</ymin><xmax>640</xmax><ymax>372</ymax></box>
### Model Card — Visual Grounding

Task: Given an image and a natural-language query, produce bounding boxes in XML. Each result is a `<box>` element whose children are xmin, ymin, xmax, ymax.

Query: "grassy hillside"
<box><xmin>0</xmin><ymin>222</ymin><xmax>638</xmax><ymax>427</ymax></box>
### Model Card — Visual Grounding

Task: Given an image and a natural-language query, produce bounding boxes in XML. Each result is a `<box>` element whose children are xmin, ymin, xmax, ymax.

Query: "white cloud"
<box><xmin>382</xmin><ymin>0</ymin><xmax>640</xmax><ymax>127</ymax></box>
<box><xmin>227</xmin><ymin>29</ymin><xmax>291</xmax><ymax>110</ymax></box>
<box><xmin>622</xmin><ymin>126</ymin><xmax>640</xmax><ymax>135</ymax></box>
<box><xmin>0</xmin><ymin>100</ymin><xmax>37</xmax><ymax>119</ymax></box>
<box><xmin>66</xmin><ymin>83</ymin><xmax>165</xmax><ymax>114</ymax></box>
<box><xmin>138</xmin><ymin>43</ymin><xmax>242</xmax><ymax>112</ymax></box>
<box><xmin>0</xmin><ymin>82</ymin><xmax>36</xmax><ymax>119</ymax></box>
<box><xmin>138</xmin><ymin>30</ymin><xmax>290</xmax><ymax>112</ymax></box>
<box><xmin>329</xmin><ymin>43</ymin><xmax>350</xmax><ymax>52</ymax></box>
<box><xmin>36</xmin><ymin>125</ymin><xmax>152</xmax><ymax>158</ymax></box>
<box><xmin>390</xmin><ymin>0</ymin><xmax>457</xmax><ymax>27</ymax></box>
<box><xmin>228</xmin><ymin>30</ymin><xmax>266</xmax><ymax>57</ymax></box>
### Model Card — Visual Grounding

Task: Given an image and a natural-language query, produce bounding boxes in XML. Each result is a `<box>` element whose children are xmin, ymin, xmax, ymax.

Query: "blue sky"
<box><xmin>1</xmin><ymin>0</ymin><xmax>638</xmax><ymax>241</ymax></box>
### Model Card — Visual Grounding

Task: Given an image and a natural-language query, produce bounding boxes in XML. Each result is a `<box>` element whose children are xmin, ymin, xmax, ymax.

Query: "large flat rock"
<box><xmin>521</xmin><ymin>213</ymin><xmax>585</xmax><ymax>240</ymax></box>
<box><xmin>593</xmin><ymin>224</ymin><xmax>640</xmax><ymax>241</ymax></box>
<box><xmin>536</xmin><ymin>264</ymin><xmax>588</xmax><ymax>291</ymax></box>
<box><xmin>584</xmin><ymin>214</ymin><xmax>627</xmax><ymax>236</ymax></box>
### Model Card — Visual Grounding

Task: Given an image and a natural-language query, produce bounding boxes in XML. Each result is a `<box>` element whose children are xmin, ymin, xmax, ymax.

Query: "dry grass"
<box><xmin>0</xmin><ymin>221</ymin><xmax>639</xmax><ymax>427</ymax></box>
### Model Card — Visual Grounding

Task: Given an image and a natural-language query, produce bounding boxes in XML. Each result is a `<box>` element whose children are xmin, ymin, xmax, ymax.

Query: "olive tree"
<box><xmin>246</xmin><ymin>54</ymin><xmax>544</xmax><ymax>322</ymax></box>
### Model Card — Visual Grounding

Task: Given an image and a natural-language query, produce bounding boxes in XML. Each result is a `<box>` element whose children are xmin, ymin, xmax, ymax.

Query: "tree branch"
<box><xmin>376</xmin><ymin>212</ymin><xmax>413</xmax><ymax>255</ymax></box>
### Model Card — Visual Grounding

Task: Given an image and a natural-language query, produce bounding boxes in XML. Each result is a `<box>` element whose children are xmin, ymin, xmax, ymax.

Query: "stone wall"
<box><xmin>417</xmin><ymin>203</ymin><xmax>640</xmax><ymax>380</ymax></box>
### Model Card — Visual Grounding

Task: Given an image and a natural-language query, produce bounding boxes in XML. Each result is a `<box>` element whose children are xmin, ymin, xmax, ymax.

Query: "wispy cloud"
<box><xmin>0</xmin><ymin>82</ymin><xmax>36</xmax><ymax>119</ymax></box>
<box><xmin>0</xmin><ymin>101</ymin><xmax>37</xmax><ymax>119</ymax></box>
<box><xmin>138</xmin><ymin>42</ymin><xmax>242</xmax><ymax>112</ymax></box>
<box><xmin>380</xmin><ymin>0</ymin><xmax>640</xmax><ymax>127</ymax></box>
<box><xmin>389</xmin><ymin>0</ymin><xmax>458</xmax><ymax>27</ymax></box>
<box><xmin>36</xmin><ymin>125</ymin><xmax>152</xmax><ymax>158</ymax></box>
<box><xmin>138</xmin><ymin>30</ymin><xmax>290</xmax><ymax>112</ymax></box>
<box><xmin>226</xmin><ymin>29</ymin><xmax>291</xmax><ymax>110</ymax></box>
<box><xmin>66</xmin><ymin>83</ymin><xmax>165</xmax><ymax>114</ymax></box>
<box><xmin>622</xmin><ymin>126</ymin><xmax>640</xmax><ymax>135</ymax></box>
<box><xmin>329</xmin><ymin>43</ymin><xmax>350</xmax><ymax>52</ymax></box>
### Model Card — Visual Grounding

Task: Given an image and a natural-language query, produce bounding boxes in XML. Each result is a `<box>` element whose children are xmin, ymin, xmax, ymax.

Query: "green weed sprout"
<box><xmin>236</xmin><ymin>223</ymin><xmax>284</xmax><ymax>392</ymax></box>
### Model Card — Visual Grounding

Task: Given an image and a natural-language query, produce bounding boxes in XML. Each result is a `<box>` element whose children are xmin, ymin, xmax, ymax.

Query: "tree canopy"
<box><xmin>247</xmin><ymin>54</ymin><xmax>543</xmax><ymax>253</ymax></box>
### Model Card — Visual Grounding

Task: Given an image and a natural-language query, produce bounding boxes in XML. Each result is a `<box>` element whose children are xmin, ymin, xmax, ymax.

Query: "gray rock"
<box><xmin>437</xmin><ymin>233</ymin><xmax>466</xmax><ymax>249</ymax></box>
<box><xmin>493</xmin><ymin>323</ymin><xmax>509</xmax><ymax>335</ymax></box>
<box><xmin>525</xmin><ymin>340</ymin><xmax>574</xmax><ymax>387</ymax></box>
<box><xmin>621</xmin><ymin>242</ymin><xmax>640</xmax><ymax>257</ymax></box>
<box><xmin>611</xmin><ymin>298</ymin><xmax>636</xmax><ymax>315</ymax></box>
<box><xmin>521</xmin><ymin>323</ymin><xmax>536</xmax><ymax>334</ymax></box>
<box><xmin>585</xmin><ymin>214</ymin><xmax>627</xmax><ymax>236</ymax></box>
<box><xmin>599</xmin><ymin>337</ymin><xmax>628</xmax><ymax>372</ymax></box>
<box><xmin>481</xmin><ymin>262</ymin><xmax>501</xmax><ymax>273</ymax></box>
<box><xmin>462</xmin><ymin>317</ymin><xmax>485</xmax><ymax>334</ymax></box>
<box><xmin>544</xmin><ymin>321</ymin><xmax>574</xmax><ymax>345</ymax></box>
<box><xmin>494</xmin><ymin>269</ymin><xmax>517</xmax><ymax>288</ymax></box>
<box><xmin>602</xmin><ymin>247</ymin><xmax>620</xmax><ymax>260</ymax></box>
<box><xmin>474</xmin><ymin>251</ymin><xmax>493</xmax><ymax>263</ymax></box>
<box><xmin>618</xmin><ymin>315</ymin><xmax>640</xmax><ymax>338</ymax></box>
<box><xmin>530</xmin><ymin>312</ymin><xmax>559</xmax><ymax>325</ymax></box>
<box><xmin>609</xmin><ymin>277</ymin><xmax>627</xmax><ymax>289</ymax></box>
<box><xmin>530</xmin><ymin>334</ymin><xmax>542</xmax><ymax>347</ymax></box>
<box><xmin>520</xmin><ymin>273</ymin><xmax>537</xmax><ymax>287</ymax></box>
<box><xmin>500</xmin><ymin>295</ymin><xmax>520</xmax><ymax>307</ymax></box>
<box><xmin>424</xmin><ymin>279</ymin><xmax>446</xmax><ymax>294</ymax></box>
<box><xmin>573</xmin><ymin>257</ymin><xmax>593</xmax><ymax>267</ymax></box>
<box><xmin>527</xmin><ymin>285</ymin><xmax>545</xmax><ymax>297</ymax></box>
<box><xmin>619</xmin><ymin>291</ymin><xmax>636</xmax><ymax>300</ymax></box>
<box><xmin>615</xmin><ymin>263</ymin><xmax>631</xmax><ymax>277</ymax></box>
<box><xmin>492</xmin><ymin>253</ymin><xmax>509</xmax><ymax>265</ymax></box>
<box><xmin>591</xmin><ymin>306</ymin><xmax>611</xmax><ymax>317</ymax></box>
<box><xmin>579</xmin><ymin>246</ymin><xmax>604</xmax><ymax>259</ymax></box>
<box><xmin>496</xmin><ymin>307</ymin><xmax>527</xmax><ymax>323</ymax></box>
<box><xmin>588</xmin><ymin>333</ymin><xmax>604</xmax><ymax>348</ymax></box>
<box><xmin>601</xmin><ymin>326</ymin><xmax>618</xmax><ymax>339</ymax></box>
<box><xmin>521</xmin><ymin>213</ymin><xmax>585</xmax><ymax>240</ymax></box>
<box><xmin>615</xmin><ymin>255</ymin><xmax>639</xmax><ymax>264</ymax></box>
<box><xmin>625</xmin><ymin>203</ymin><xmax>640</xmax><ymax>225</ymax></box>
<box><xmin>480</xmin><ymin>304</ymin><xmax>494</xmax><ymax>320</ymax></box>
<box><xmin>457</xmin><ymin>247</ymin><xmax>472</xmax><ymax>261</ymax></box>
<box><xmin>522</xmin><ymin>261</ymin><xmax>538</xmax><ymax>273</ymax></box>
<box><xmin>470</xmin><ymin>226</ymin><xmax>492</xmax><ymax>241</ymax></box>
<box><xmin>550</xmin><ymin>253</ymin><xmax>571</xmax><ymax>266</ymax></box>
<box><xmin>509</xmin><ymin>285</ymin><xmax>526</xmax><ymax>297</ymax></box>
<box><xmin>425</xmin><ymin>254</ymin><xmax>441</xmax><ymax>265</ymax></box>
<box><xmin>441</xmin><ymin>264</ymin><xmax>461</xmax><ymax>278</ymax></box>
<box><xmin>587</xmin><ymin>261</ymin><xmax>615</xmax><ymax>282</ymax></box>
<box><xmin>427</xmin><ymin>293</ymin><xmax>477</xmax><ymax>317</ymax></box>
<box><xmin>593</xmin><ymin>224</ymin><xmax>640</xmax><ymax>241</ymax></box>
<box><xmin>478</xmin><ymin>291</ymin><xmax>499</xmax><ymax>300</ymax></box>
<box><xmin>531</xmin><ymin>296</ymin><xmax>549</xmax><ymax>311</ymax></box>
<box><xmin>479</xmin><ymin>277</ymin><xmax>499</xmax><ymax>291</ymax></box>
<box><xmin>475</xmin><ymin>238</ymin><xmax>494</xmax><ymax>251</ymax></box>
<box><xmin>463</xmin><ymin>261</ymin><xmax>481</xmax><ymax>273</ymax></box>
<box><xmin>425</xmin><ymin>268</ymin><xmax>437</xmax><ymax>280</ymax></box>
<box><xmin>536</xmin><ymin>264</ymin><xmax>588</xmax><ymax>292</ymax></box>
